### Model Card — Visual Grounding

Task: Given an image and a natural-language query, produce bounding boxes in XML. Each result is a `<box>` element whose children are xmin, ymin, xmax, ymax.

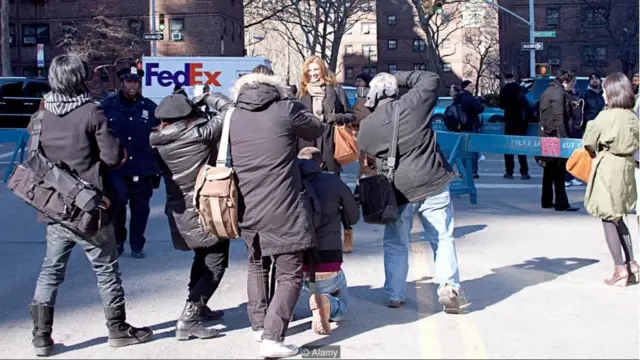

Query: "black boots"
<box><xmin>175</xmin><ymin>300</ymin><xmax>220</xmax><ymax>340</ymax></box>
<box><xmin>195</xmin><ymin>299</ymin><xmax>224</xmax><ymax>322</ymax></box>
<box><xmin>30</xmin><ymin>305</ymin><xmax>54</xmax><ymax>357</ymax></box>
<box><xmin>104</xmin><ymin>305</ymin><xmax>153</xmax><ymax>347</ymax></box>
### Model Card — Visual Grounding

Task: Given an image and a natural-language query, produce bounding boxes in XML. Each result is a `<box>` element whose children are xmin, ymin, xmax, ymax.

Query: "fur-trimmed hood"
<box><xmin>231</xmin><ymin>73</ymin><xmax>290</xmax><ymax>112</ymax></box>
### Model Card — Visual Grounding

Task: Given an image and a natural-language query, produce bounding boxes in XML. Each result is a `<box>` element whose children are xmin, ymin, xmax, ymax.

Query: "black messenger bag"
<box><xmin>6</xmin><ymin>111</ymin><xmax>111</xmax><ymax>242</ymax></box>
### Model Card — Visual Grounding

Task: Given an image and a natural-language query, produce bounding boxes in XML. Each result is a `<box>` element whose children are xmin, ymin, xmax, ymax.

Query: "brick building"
<box><xmin>498</xmin><ymin>0</ymin><xmax>639</xmax><ymax>78</ymax></box>
<box><xmin>1</xmin><ymin>0</ymin><xmax>244</xmax><ymax>92</ymax></box>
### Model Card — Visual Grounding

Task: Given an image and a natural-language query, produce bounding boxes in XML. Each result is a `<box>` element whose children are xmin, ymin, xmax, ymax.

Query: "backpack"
<box><xmin>193</xmin><ymin>108</ymin><xmax>241</xmax><ymax>240</ymax></box>
<box><xmin>6</xmin><ymin>111</ymin><xmax>112</xmax><ymax>244</ymax></box>
<box><xmin>443</xmin><ymin>103</ymin><xmax>472</xmax><ymax>132</ymax></box>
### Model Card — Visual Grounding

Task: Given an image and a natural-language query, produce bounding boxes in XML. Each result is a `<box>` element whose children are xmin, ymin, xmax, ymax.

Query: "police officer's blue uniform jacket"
<box><xmin>101</xmin><ymin>91</ymin><xmax>159</xmax><ymax>177</ymax></box>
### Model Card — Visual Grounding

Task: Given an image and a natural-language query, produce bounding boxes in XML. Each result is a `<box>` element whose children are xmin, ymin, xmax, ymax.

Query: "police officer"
<box><xmin>102</xmin><ymin>65</ymin><xmax>160</xmax><ymax>258</ymax></box>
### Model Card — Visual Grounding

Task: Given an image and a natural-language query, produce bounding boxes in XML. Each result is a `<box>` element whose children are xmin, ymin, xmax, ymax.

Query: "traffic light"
<box><xmin>434</xmin><ymin>1</ymin><xmax>444</xmax><ymax>14</ymax></box>
<box><xmin>536</xmin><ymin>63</ymin><xmax>551</xmax><ymax>76</ymax></box>
<box><xmin>158</xmin><ymin>14</ymin><xmax>165</xmax><ymax>31</ymax></box>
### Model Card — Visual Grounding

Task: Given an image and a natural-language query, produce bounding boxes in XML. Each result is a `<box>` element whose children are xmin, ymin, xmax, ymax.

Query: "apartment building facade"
<box><xmin>498</xmin><ymin>0</ymin><xmax>638</xmax><ymax>78</ymax></box>
<box><xmin>1</xmin><ymin>0</ymin><xmax>244</xmax><ymax>82</ymax></box>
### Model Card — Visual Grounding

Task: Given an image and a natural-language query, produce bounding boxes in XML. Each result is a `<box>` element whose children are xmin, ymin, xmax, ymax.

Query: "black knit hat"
<box><xmin>155</xmin><ymin>94</ymin><xmax>196</xmax><ymax>120</ymax></box>
<box><xmin>355</xmin><ymin>73</ymin><xmax>372</xmax><ymax>85</ymax></box>
<box><xmin>461</xmin><ymin>80</ymin><xmax>472</xmax><ymax>89</ymax></box>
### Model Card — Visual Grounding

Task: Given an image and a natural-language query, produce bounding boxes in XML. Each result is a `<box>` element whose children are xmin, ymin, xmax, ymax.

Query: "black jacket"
<box><xmin>298</xmin><ymin>85</ymin><xmax>354</xmax><ymax>173</ymax></box>
<box><xmin>358</xmin><ymin>71</ymin><xmax>456</xmax><ymax>204</ymax></box>
<box><xmin>539</xmin><ymin>79</ymin><xmax>570</xmax><ymax>138</ymax></box>
<box><xmin>455</xmin><ymin>90</ymin><xmax>484</xmax><ymax>131</ymax></box>
<box><xmin>229</xmin><ymin>73</ymin><xmax>325</xmax><ymax>256</ymax></box>
<box><xmin>582</xmin><ymin>87</ymin><xmax>605</xmax><ymax>125</ymax></box>
<box><xmin>149</xmin><ymin>98</ymin><xmax>232</xmax><ymax>251</ymax></box>
<box><xmin>500</xmin><ymin>82</ymin><xmax>528</xmax><ymax>135</ymax></box>
<box><xmin>298</xmin><ymin>159</ymin><xmax>359</xmax><ymax>264</ymax></box>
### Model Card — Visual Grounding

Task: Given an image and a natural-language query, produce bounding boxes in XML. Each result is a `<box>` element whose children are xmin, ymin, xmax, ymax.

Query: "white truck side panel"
<box><xmin>141</xmin><ymin>56</ymin><xmax>271</xmax><ymax>105</ymax></box>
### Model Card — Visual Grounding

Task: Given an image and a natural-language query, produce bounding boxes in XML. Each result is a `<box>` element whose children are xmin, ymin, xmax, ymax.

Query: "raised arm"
<box><xmin>289</xmin><ymin>99</ymin><xmax>325</xmax><ymax>141</ymax></box>
<box><xmin>394</xmin><ymin>71</ymin><xmax>440</xmax><ymax>123</ymax></box>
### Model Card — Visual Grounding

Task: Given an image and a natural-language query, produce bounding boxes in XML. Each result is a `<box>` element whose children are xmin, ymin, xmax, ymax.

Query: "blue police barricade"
<box><xmin>435</xmin><ymin>130</ymin><xmax>584</xmax><ymax>204</ymax></box>
<box><xmin>1</xmin><ymin>129</ymin><xmax>29</xmax><ymax>183</ymax></box>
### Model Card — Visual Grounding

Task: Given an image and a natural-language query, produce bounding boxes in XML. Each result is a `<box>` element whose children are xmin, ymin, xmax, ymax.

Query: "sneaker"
<box><xmin>116</xmin><ymin>244</ymin><xmax>125</xmax><ymax>257</ymax></box>
<box><xmin>503</xmin><ymin>174</ymin><xmax>514</xmax><ymax>179</ymax></box>
<box><xmin>565</xmin><ymin>181</ymin><xmax>572</xmax><ymax>187</ymax></box>
<box><xmin>570</xmin><ymin>179</ymin><xmax>582</xmax><ymax>186</ymax></box>
<box><xmin>438</xmin><ymin>286</ymin><xmax>461</xmax><ymax>314</ymax></box>
<box><xmin>473</xmin><ymin>174</ymin><xmax>480</xmax><ymax>179</ymax></box>
<box><xmin>131</xmin><ymin>251</ymin><xmax>146</xmax><ymax>259</ymax></box>
<box><xmin>309</xmin><ymin>294</ymin><xmax>331</xmax><ymax>335</ymax></box>
<box><xmin>521</xmin><ymin>174</ymin><xmax>531</xmax><ymax>180</ymax></box>
<box><xmin>253</xmin><ymin>329</ymin><xmax>264</xmax><ymax>342</ymax></box>
<box><xmin>385</xmin><ymin>300</ymin><xmax>404</xmax><ymax>308</ymax></box>
<box><xmin>259</xmin><ymin>339</ymin><xmax>299</xmax><ymax>358</ymax></box>
<box><xmin>478</xmin><ymin>154</ymin><xmax>486</xmax><ymax>162</ymax></box>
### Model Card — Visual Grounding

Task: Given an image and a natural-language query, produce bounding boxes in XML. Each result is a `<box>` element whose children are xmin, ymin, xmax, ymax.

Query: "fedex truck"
<box><xmin>141</xmin><ymin>56</ymin><xmax>271</xmax><ymax>105</ymax></box>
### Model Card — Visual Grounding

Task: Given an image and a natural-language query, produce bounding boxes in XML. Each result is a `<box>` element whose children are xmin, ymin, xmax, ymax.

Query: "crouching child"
<box><xmin>297</xmin><ymin>147</ymin><xmax>360</xmax><ymax>335</ymax></box>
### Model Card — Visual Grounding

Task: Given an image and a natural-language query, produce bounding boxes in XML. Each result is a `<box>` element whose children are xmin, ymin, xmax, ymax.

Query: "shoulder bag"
<box><xmin>357</xmin><ymin>103</ymin><xmax>400</xmax><ymax>225</ymax></box>
<box><xmin>6</xmin><ymin>111</ymin><xmax>111</xmax><ymax>243</ymax></box>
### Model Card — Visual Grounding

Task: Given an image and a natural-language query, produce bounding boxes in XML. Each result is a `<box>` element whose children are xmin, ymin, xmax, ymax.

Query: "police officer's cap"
<box><xmin>117</xmin><ymin>65</ymin><xmax>144</xmax><ymax>82</ymax></box>
<box><xmin>155</xmin><ymin>94</ymin><xmax>197</xmax><ymax>120</ymax></box>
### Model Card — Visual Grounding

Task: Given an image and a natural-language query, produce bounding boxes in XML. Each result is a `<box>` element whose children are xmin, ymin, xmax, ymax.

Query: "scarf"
<box><xmin>44</xmin><ymin>92</ymin><xmax>93</xmax><ymax>116</ymax></box>
<box><xmin>306</xmin><ymin>81</ymin><xmax>326</xmax><ymax>122</ymax></box>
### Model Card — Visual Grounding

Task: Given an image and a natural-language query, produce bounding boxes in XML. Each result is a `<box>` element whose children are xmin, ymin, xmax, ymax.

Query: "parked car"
<box><xmin>521</xmin><ymin>76</ymin><xmax>590</xmax><ymax>103</ymax></box>
<box><xmin>0</xmin><ymin>77</ymin><xmax>50</xmax><ymax>128</ymax></box>
<box><xmin>430</xmin><ymin>96</ymin><xmax>505</xmax><ymax>124</ymax></box>
<box><xmin>343</xmin><ymin>85</ymin><xmax>357</xmax><ymax>108</ymax></box>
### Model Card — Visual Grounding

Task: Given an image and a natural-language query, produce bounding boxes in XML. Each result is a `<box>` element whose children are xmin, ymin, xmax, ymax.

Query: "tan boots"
<box><xmin>343</xmin><ymin>229</ymin><xmax>353</xmax><ymax>253</ymax></box>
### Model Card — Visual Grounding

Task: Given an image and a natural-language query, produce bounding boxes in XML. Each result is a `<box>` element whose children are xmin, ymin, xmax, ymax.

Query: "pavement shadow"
<box><xmin>453</xmin><ymin>224</ymin><xmax>487</xmax><ymax>238</ymax></box>
<box><xmin>460</xmin><ymin>256</ymin><xmax>599</xmax><ymax>313</ymax></box>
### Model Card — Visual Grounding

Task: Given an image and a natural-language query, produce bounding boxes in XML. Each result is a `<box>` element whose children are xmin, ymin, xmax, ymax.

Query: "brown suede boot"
<box><xmin>604</xmin><ymin>265</ymin><xmax>630</xmax><ymax>286</ymax></box>
<box><xmin>343</xmin><ymin>229</ymin><xmax>353</xmax><ymax>254</ymax></box>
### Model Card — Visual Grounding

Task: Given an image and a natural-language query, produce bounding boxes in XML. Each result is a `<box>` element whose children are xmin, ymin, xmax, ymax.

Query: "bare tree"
<box><xmin>1</xmin><ymin>0</ymin><xmax>10</xmax><ymax>76</ymax></box>
<box><xmin>411</xmin><ymin>0</ymin><xmax>467</xmax><ymax>74</ymax></box>
<box><xmin>462</xmin><ymin>5</ymin><xmax>500</xmax><ymax>95</ymax></box>
<box><xmin>244</xmin><ymin>0</ymin><xmax>298</xmax><ymax>30</ymax></box>
<box><xmin>267</xmin><ymin>0</ymin><xmax>369</xmax><ymax>72</ymax></box>
<box><xmin>56</xmin><ymin>11</ymin><xmax>143</xmax><ymax>73</ymax></box>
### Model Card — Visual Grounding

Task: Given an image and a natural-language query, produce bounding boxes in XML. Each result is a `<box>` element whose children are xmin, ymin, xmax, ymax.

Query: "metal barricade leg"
<box><xmin>3</xmin><ymin>131</ymin><xmax>27</xmax><ymax>183</ymax></box>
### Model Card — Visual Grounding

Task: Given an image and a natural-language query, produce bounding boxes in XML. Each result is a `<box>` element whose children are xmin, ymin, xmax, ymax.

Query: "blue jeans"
<box><xmin>303</xmin><ymin>270</ymin><xmax>349</xmax><ymax>321</ymax></box>
<box><xmin>383</xmin><ymin>187</ymin><xmax>460</xmax><ymax>302</ymax></box>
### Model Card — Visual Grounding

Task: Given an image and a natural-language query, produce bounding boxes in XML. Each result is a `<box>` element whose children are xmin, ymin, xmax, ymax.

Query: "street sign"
<box><xmin>521</xmin><ymin>42</ymin><xmax>544</xmax><ymax>51</ymax></box>
<box><xmin>534</xmin><ymin>31</ymin><xmax>557</xmax><ymax>38</ymax></box>
<box><xmin>143</xmin><ymin>33</ymin><xmax>164</xmax><ymax>41</ymax></box>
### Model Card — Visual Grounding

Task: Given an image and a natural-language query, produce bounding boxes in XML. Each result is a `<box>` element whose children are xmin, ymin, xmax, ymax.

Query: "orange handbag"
<box><xmin>566</xmin><ymin>148</ymin><xmax>594</xmax><ymax>183</ymax></box>
<box><xmin>334</xmin><ymin>124</ymin><xmax>360</xmax><ymax>166</ymax></box>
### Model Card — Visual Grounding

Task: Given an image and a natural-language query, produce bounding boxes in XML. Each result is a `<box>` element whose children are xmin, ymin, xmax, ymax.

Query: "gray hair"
<box><xmin>369</xmin><ymin>73</ymin><xmax>399</xmax><ymax>98</ymax></box>
<box><xmin>48</xmin><ymin>53</ymin><xmax>90</xmax><ymax>96</ymax></box>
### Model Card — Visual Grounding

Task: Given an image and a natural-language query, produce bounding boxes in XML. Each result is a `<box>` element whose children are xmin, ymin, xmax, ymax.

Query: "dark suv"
<box><xmin>0</xmin><ymin>77</ymin><xmax>50</xmax><ymax>128</ymax></box>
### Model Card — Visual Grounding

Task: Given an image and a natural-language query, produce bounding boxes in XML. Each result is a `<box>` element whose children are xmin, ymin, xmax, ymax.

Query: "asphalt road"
<box><xmin>0</xmin><ymin>145</ymin><xmax>638</xmax><ymax>359</ymax></box>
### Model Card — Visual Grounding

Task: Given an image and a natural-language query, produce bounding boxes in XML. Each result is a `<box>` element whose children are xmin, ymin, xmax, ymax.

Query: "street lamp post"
<box><xmin>150</xmin><ymin>0</ymin><xmax>157</xmax><ymax>56</ymax></box>
<box><xmin>480</xmin><ymin>0</ymin><xmax>536</xmax><ymax>78</ymax></box>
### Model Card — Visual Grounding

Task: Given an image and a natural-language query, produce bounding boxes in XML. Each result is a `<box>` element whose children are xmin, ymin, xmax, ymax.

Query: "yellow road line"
<box><xmin>411</xmin><ymin>240</ymin><xmax>442</xmax><ymax>359</ymax></box>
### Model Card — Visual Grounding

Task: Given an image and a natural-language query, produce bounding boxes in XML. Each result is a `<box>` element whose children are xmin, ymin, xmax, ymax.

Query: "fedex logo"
<box><xmin>145</xmin><ymin>63</ymin><xmax>222</xmax><ymax>87</ymax></box>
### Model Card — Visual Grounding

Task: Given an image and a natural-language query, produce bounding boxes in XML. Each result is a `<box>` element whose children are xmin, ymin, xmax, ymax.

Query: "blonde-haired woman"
<box><xmin>297</xmin><ymin>56</ymin><xmax>356</xmax><ymax>252</ymax></box>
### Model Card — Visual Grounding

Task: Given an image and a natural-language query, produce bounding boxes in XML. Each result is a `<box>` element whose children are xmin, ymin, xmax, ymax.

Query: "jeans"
<box><xmin>187</xmin><ymin>240</ymin><xmax>230</xmax><ymax>303</ymax></box>
<box><xmin>32</xmin><ymin>224</ymin><xmax>125</xmax><ymax>307</ymax></box>
<box><xmin>246</xmin><ymin>234</ymin><xmax>303</xmax><ymax>342</ymax></box>
<box><xmin>383</xmin><ymin>187</ymin><xmax>460</xmax><ymax>302</ymax></box>
<box><xmin>111</xmin><ymin>175</ymin><xmax>154</xmax><ymax>253</ymax></box>
<box><xmin>303</xmin><ymin>270</ymin><xmax>349</xmax><ymax>321</ymax></box>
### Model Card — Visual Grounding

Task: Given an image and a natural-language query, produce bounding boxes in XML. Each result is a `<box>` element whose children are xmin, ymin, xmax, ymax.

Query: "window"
<box><xmin>583</xmin><ymin>7</ymin><xmax>606</xmax><ymax>26</ymax></box>
<box><xmin>170</xmin><ymin>18</ymin><xmax>184</xmax><ymax>41</ymax></box>
<box><xmin>582</xmin><ymin>45</ymin><xmax>607</xmax><ymax>66</ymax></box>
<box><xmin>362</xmin><ymin>66</ymin><xmax>377</xmax><ymax>77</ymax></box>
<box><xmin>387</xmin><ymin>15</ymin><xmax>397</xmax><ymax>25</ymax></box>
<box><xmin>413</xmin><ymin>63</ymin><xmax>426</xmax><ymax>70</ymax></box>
<box><xmin>546</xmin><ymin>8</ymin><xmax>559</xmax><ymax>26</ymax></box>
<box><xmin>362</xmin><ymin>44</ymin><xmax>376</xmax><ymax>58</ymax></box>
<box><xmin>361</xmin><ymin>0</ymin><xmax>374</xmax><ymax>12</ymax></box>
<box><xmin>24</xmin><ymin>67</ymin><xmax>46</xmax><ymax>78</ymax></box>
<box><xmin>345</xmin><ymin>67</ymin><xmax>354</xmax><ymax>80</ymax></box>
<box><xmin>413</xmin><ymin>39</ymin><xmax>426</xmax><ymax>52</ymax></box>
<box><xmin>23</xmin><ymin>81</ymin><xmax>50</xmax><ymax>98</ymax></box>
<box><xmin>9</xmin><ymin>23</ymin><xmax>15</xmax><ymax>46</ymax></box>
<box><xmin>389</xmin><ymin>64</ymin><xmax>397</xmax><ymax>73</ymax></box>
<box><xmin>442</xmin><ymin>63</ymin><xmax>451</xmax><ymax>72</ymax></box>
<box><xmin>345</xmin><ymin>44</ymin><xmax>354</xmax><ymax>55</ymax></box>
<box><xmin>547</xmin><ymin>46</ymin><xmax>561</xmax><ymax>65</ymax></box>
<box><xmin>129</xmin><ymin>19</ymin><xmax>143</xmax><ymax>35</ymax></box>
<box><xmin>387</xmin><ymin>39</ymin><xmax>397</xmax><ymax>50</ymax></box>
<box><xmin>440</xmin><ymin>39</ymin><xmax>452</xmax><ymax>49</ymax></box>
<box><xmin>0</xmin><ymin>80</ymin><xmax>24</xmax><ymax>97</ymax></box>
<box><xmin>361</xmin><ymin>22</ymin><xmax>376</xmax><ymax>34</ymax></box>
<box><xmin>22</xmin><ymin>24</ymin><xmax>50</xmax><ymax>45</ymax></box>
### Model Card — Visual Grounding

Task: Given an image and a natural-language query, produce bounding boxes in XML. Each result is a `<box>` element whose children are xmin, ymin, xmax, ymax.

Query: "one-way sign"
<box><xmin>144</xmin><ymin>33</ymin><xmax>164</xmax><ymax>41</ymax></box>
<box><xmin>521</xmin><ymin>42</ymin><xmax>543</xmax><ymax>51</ymax></box>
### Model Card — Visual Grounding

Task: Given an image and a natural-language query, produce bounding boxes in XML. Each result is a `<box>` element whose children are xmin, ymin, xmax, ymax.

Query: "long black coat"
<box><xmin>298</xmin><ymin>85</ymin><xmax>352</xmax><ymax>173</ymax></box>
<box><xmin>539</xmin><ymin>80</ymin><xmax>570</xmax><ymax>138</ymax></box>
<box><xmin>500</xmin><ymin>82</ymin><xmax>528</xmax><ymax>135</ymax></box>
<box><xmin>229</xmin><ymin>73</ymin><xmax>325</xmax><ymax>256</ymax></box>
<box><xmin>149</xmin><ymin>109</ymin><xmax>230</xmax><ymax>251</ymax></box>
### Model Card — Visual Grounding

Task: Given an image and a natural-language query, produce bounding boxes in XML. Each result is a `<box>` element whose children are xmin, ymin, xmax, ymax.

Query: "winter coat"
<box><xmin>298</xmin><ymin>85</ymin><xmax>354</xmax><ymax>173</ymax></box>
<box><xmin>582</xmin><ymin>87</ymin><xmax>605</xmax><ymax>124</ymax></box>
<box><xmin>455</xmin><ymin>90</ymin><xmax>484</xmax><ymax>131</ymax></box>
<box><xmin>500</xmin><ymin>82</ymin><xmax>528</xmax><ymax>135</ymax></box>
<box><xmin>357</xmin><ymin>71</ymin><xmax>456</xmax><ymax>205</ymax></box>
<box><xmin>229</xmin><ymin>73</ymin><xmax>325</xmax><ymax>257</ymax></box>
<box><xmin>539</xmin><ymin>79</ymin><xmax>571</xmax><ymax>138</ymax></box>
<box><xmin>583</xmin><ymin>108</ymin><xmax>639</xmax><ymax>221</ymax></box>
<box><xmin>149</xmin><ymin>103</ymin><xmax>232</xmax><ymax>251</ymax></box>
<box><xmin>298</xmin><ymin>159</ymin><xmax>359</xmax><ymax>261</ymax></box>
